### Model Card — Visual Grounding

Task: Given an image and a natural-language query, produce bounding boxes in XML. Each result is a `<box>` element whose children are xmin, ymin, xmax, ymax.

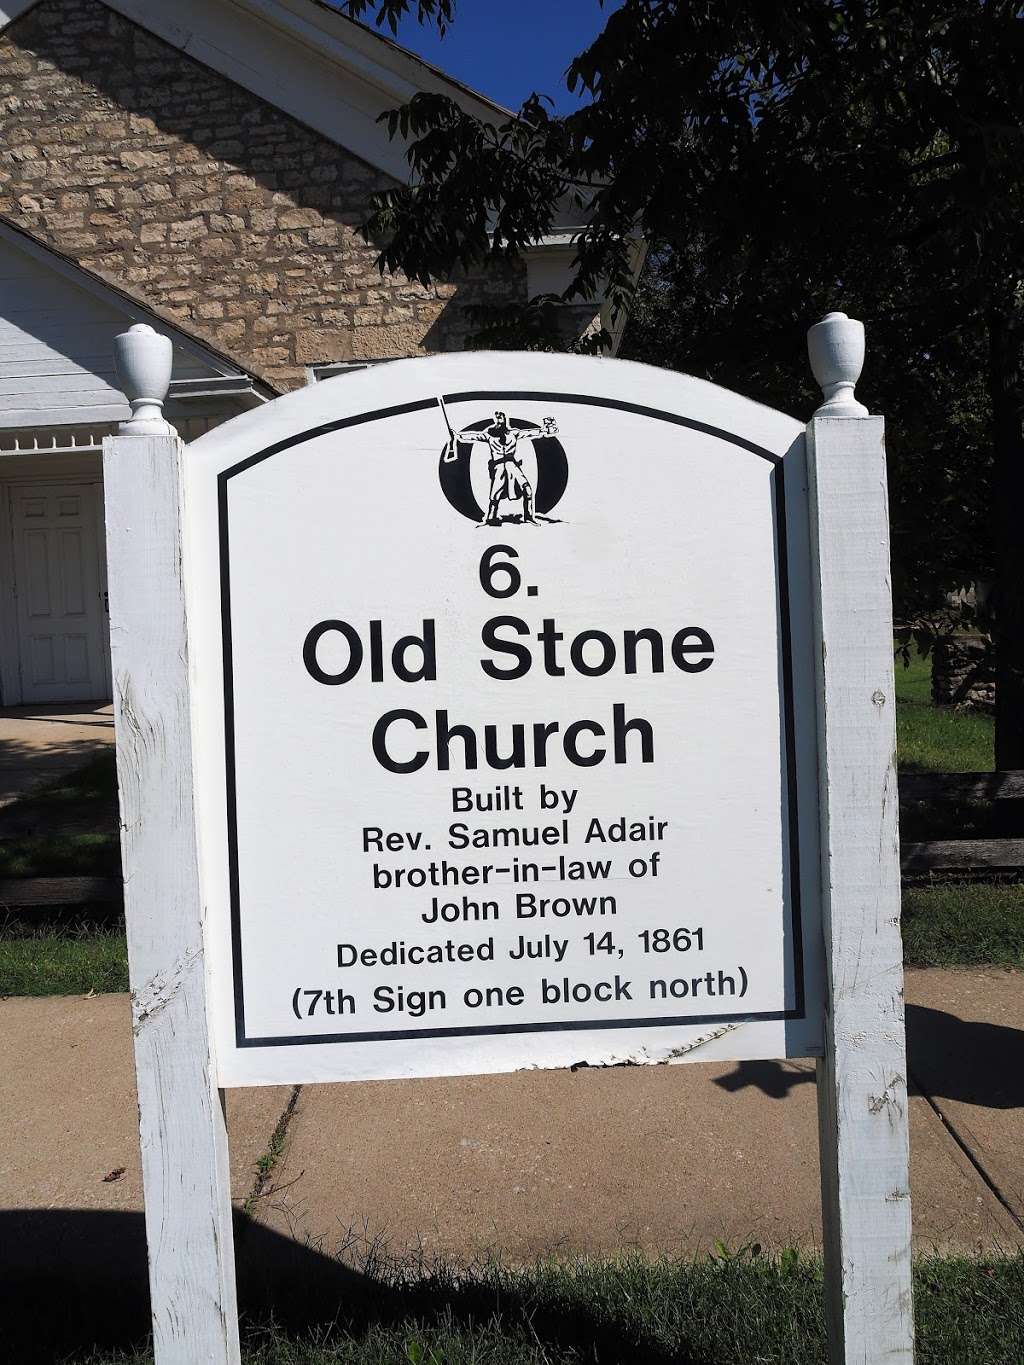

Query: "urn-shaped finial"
<box><xmin>113</xmin><ymin>324</ymin><xmax>173</xmax><ymax>432</ymax></box>
<box><xmin>807</xmin><ymin>311</ymin><xmax>868</xmax><ymax>416</ymax></box>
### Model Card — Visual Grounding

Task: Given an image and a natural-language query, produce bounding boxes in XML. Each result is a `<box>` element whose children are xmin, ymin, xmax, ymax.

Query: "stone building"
<box><xmin>0</xmin><ymin>0</ymin><xmax>610</xmax><ymax>704</ymax></box>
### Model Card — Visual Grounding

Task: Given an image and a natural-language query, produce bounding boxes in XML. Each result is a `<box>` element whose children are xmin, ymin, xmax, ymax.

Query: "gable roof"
<box><xmin>2</xmin><ymin>0</ymin><xmax>510</xmax><ymax>185</ymax></box>
<box><xmin>0</xmin><ymin>214</ymin><xmax>278</xmax><ymax>428</ymax></box>
<box><xmin>1</xmin><ymin>0</ymin><xmax>598</xmax><ymax>351</ymax></box>
<box><xmin>3</xmin><ymin>0</ymin><xmax>584</xmax><ymax>222</ymax></box>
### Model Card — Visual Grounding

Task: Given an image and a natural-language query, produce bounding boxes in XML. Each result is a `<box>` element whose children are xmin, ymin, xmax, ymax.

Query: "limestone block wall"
<box><xmin>0</xmin><ymin>0</ymin><xmax>525</xmax><ymax>388</ymax></box>
<box><xmin>931</xmin><ymin>635</ymin><xmax>996</xmax><ymax>714</ymax></box>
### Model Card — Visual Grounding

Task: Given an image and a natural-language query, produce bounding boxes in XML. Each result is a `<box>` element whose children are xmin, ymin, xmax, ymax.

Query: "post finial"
<box><xmin>114</xmin><ymin>324</ymin><xmax>174</xmax><ymax>433</ymax></box>
<box><xmin>807</xmin><ymin>311</ymin><xmax>868</xmax><ymax>417</ymax></box>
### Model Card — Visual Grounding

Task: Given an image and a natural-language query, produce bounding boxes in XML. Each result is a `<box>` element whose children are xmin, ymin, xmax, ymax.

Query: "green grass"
<box><xmin>0</xmin><ymin>753</ymin><xmax>125</xmax><ymax>995</ymax></box>
<box><xmin>0</xmin><ymin>916</ymin><xmax>128</xmax><ymax>995</ymax></box>
<box><xmin>895</xmin><ymin>651</ymin><xmax>995</xmax><ymax>773</ymax></box>
<box><xmin>902</xmin><ymin>884</ymin><xmax>1024</xmax><ymax>968</ymax></box>
<box><xmin>69</xmin><ymin>1249</ymin><xmax>1024</xmax><ymax>1365</ymax></box>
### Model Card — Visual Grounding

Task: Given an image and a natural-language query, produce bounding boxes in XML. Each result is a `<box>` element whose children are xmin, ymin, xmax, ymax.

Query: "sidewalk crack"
<box><xmin>909</xmin><ymin>1065</ymin><xmax>1024</xmax><ymax>1235</ymax></box>
<box><xmin>242</xmin><ymin>1084</ymin><xmax>301</xmax><ymax>1218</ymax></box>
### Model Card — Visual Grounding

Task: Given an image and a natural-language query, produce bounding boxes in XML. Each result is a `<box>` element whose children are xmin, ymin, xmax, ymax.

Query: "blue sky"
<box><xmin>383</xmin><ymin>1</ymin><xmax>620</xmax><ymax>114</ymax></box>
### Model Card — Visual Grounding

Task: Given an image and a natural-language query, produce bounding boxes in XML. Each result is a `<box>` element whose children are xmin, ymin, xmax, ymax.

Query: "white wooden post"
<box><xmin>806</xmin><ymin>313</ymin><xmax>915</xmax><ymax>1363</ymax></box>
<box><xmin>104</xmin><ymin>325</ymin><xmax>240</xmax><ymax>1365</ymax></box>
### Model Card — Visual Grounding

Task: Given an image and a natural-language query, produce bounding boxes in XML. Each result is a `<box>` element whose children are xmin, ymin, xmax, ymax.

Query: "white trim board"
<box><xmin>100</xmin><ymin>0</ymin><xmax>507</xmax><ymax>186</ymax></box>
<box><xmin>97</xmin><ymin>2</ymin><xmax>593</xmax><ymax>247</ymax></box>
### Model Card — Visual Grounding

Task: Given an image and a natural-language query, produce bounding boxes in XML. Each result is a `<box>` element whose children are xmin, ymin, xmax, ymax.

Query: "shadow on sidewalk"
<box><xmin>711</xmin><ymin>1060</ymin><xmax>814</xmax><ymax>1100</ymax></box>
<box><xmin>905</xmin><ymin>1003</ymin><xmax>1024</xmax><ymax>1110</ymax></box>
<box><xmin>0</xmin><ymin>1208</ymin><xmax>696</xmax><ymax>1365</ymax></box>
<box><xmin>0</xmin><ymin>706</ymin><xmax>113</xmax><ymax>771</ymax></box>
<box><xmin>711</xmin><ymin>1005</ymin><xmax>1024</xmax><ymax>1112</ymax></box>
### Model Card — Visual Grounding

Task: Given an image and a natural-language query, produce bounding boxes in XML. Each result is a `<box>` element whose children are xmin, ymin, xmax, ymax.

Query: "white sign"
<box><xmin>105</xmin><ymin>323</ymin><xmax>914</xmax><ymax>1365</ymax></box>
<box><xmin>184</xmin><ymin>354</ymin><xmax>823</xmax><ymax>1086</ymax></box>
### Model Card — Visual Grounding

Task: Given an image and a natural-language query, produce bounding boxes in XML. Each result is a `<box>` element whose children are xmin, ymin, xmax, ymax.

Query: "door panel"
<box><xmin>10</xmin><ymin>481</ymin><xmax>110</xmax><ymax>702</ymax></box>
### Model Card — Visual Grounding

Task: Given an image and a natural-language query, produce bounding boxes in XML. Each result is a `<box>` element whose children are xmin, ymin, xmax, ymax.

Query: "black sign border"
<box><xmin>218</xmin><ymin>390</ymin><xmax>806</xmax><ymax>1048</ymax></box>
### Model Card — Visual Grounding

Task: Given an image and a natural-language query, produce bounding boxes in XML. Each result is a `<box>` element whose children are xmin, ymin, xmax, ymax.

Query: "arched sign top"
<box><xmin>188</xmin><ymin>351</ymin><xmax>803</xmax><ymax>477</ymax></box>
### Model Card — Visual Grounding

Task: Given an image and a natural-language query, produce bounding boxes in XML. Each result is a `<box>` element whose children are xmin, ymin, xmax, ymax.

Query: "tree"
<box><xmin>624</xmin><ymin>245</ymin><xmax>994</xmax><ymax>641</ymax></box>
<box><xmin>343</xmin><ymin>0</ymin><xmax>1024</xmax><ymax>766</ymax></box>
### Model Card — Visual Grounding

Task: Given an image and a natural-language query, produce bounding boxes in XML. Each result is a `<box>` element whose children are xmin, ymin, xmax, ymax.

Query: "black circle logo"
<box><xmin>438</xmin><ymin>414</ymin><xmax>568</xmax><ymax>525</ymax></box>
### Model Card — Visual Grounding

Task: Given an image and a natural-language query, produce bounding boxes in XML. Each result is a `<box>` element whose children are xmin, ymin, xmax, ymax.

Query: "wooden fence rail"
<box><xmin>898</xmin><ymin>768</ymin><xmax>1023</xmax><ymax>872</ymax></box>
<box><xmin>901</xmin><ymin>839</ymin><xmax>1024</xmax><ymax>875</ymax></box>
<box><xmin>898</xmin><ymin>771</ymin><xmax>1024</xmax><ymax>803</ymax></box>
<box><xmin>0</xmin><ymin>875</ymin><xmax>122</xmax><ymax>907</ymax></box>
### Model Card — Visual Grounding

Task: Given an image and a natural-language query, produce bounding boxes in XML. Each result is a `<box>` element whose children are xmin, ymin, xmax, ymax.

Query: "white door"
<box><xmin>9</xmin><ymin>481</ymin><xmax>111</xmax><ymax>702</ymax></box>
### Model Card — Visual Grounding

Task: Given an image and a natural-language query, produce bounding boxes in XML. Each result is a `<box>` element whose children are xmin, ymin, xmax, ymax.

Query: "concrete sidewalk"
<box><xmin>2</xmin><ymin>967</ymin><xmax>1022</xmax><ymax>1276</ymax></box>
<box><xmin>0</xmin><ymin>703</ymin><xmax>114</xmax><ymax>809</ymax></box>
<box><xmin>254</xmin><ymin>966</ymin><xmax>1024</xmax><ymax>1260</ymax></box>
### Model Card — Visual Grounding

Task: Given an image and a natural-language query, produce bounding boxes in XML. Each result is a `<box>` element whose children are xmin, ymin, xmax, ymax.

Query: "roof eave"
<box><xmin>0</xmin><ymin>213</ymin><xmax>282</xmax><ymax>398</ymax></box>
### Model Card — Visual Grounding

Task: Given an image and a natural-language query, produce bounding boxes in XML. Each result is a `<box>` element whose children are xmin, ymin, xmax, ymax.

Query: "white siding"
<box><xmin>0</xmin><ymin>235</ymin><xmax>231</xmax><ymax>429</ymax></box>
